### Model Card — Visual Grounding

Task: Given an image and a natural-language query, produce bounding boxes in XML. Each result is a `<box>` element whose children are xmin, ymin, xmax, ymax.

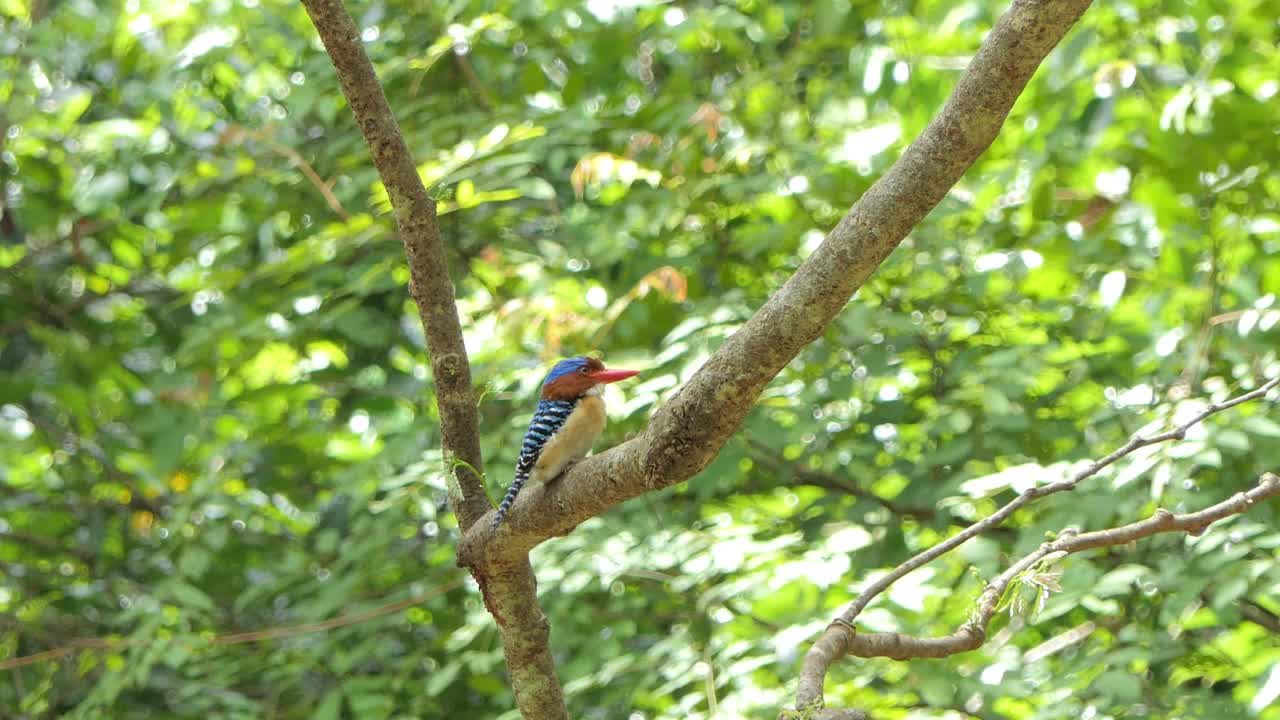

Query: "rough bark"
<box><xmin>473</xmin><ymin>558</ymin><xmax>569</xmax><ymax>720</ymax></box>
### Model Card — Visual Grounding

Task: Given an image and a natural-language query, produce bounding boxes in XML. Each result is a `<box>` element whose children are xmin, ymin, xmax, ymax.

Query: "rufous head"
<box><xmin>541</xmin><ymin>356</ymin><xmax>639</xmax><ymax>400</ymax></box>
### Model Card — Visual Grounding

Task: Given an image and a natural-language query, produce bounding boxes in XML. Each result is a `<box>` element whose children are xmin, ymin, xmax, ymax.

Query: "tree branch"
<box><xmin>0</xmin><ymin>578</ymin><xmax>463</xmax><ymax>672</ymax></box>
<box><xmin>300</xmin><ymin>4</ymin><xmax>569</xmax><ymax>718</ymax></box>
<box><xmin>222</xmin><ymin>123</ymin><xmax>353</xmax><ymax>221</ymax></box>
<box><xmin>793</xmin><ymin>472</ymin><xmax>1280</xmax><ymax>715</ymax></box>
<box><xmin>832</xmin><ymin>376</ymin><xmax>1278</xmax><ymax>629</ymax></box>
<box><xmin>0</xmin><ymin>531</ymin><xmax>94</xmax><ymax>564</ymax></box>
<box><xmin>460</xmin><ymin>0</ymin><xmax>1095</xmax><ymax>567</ymax></box>
<box><xmin>787</xmin><ymin>376</ymin><xmax>1276</xmax><ymax>713</ymax></box>
<box><xmin>831</xmin><ymin>376</ymin><xmax>1278</xmax><ymax>633</ymax></box>
<box><xmin>300</xmin><ymin>0</ymin><xmax>487</xmax><ymax>529</ymax></box>
<box><xmin>742</xmin><ymin>437</ymin><xmax>935</xmax><ymax>520</ymax></box>
<box><xmin>1241</xmin><ymin>599</ymin><xmax>1280</xmax><ymax>636</ymax></box>
<box><xmin>453</xmin><ymin>49</ymin><xmax>494</xmax><ymax>113</ymax></box>
<box><xmin>471</xmin><ymin>558</ymin><xmax>568</xmax><ymax>720</ymax></box>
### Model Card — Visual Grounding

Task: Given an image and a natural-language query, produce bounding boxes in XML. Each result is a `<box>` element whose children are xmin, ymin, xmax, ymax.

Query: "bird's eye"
<box><xmin>577</xmin><ymin>367</ymin><xmax>588</xmax><ymax>375</ymax></box>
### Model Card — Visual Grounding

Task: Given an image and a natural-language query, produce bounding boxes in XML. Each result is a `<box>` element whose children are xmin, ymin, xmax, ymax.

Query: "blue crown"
<box><xmin>543</xmin><ymin>357</ymin><xmax>589</xmax><ymax>385</ymax></box>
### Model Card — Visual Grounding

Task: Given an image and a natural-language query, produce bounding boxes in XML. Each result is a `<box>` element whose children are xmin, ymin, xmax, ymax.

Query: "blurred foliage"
<box><xmin>1</xmin><ymin>0</ymin><xmax>1279</xmax><ymax>718</ymax></box>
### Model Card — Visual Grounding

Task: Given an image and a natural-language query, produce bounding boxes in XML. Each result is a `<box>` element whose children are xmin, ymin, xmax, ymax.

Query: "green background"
<box><xmin>1</xmin><ymin>0</ymin><xmax>1278</xmax><ymax>718</ymax></box>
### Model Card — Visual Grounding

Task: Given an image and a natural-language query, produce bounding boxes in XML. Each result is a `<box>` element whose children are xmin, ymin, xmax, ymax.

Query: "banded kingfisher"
<box><xmin>492</xmin><ymin>356</ymin><xmax>639</xmax><ymax>529</ymax></box>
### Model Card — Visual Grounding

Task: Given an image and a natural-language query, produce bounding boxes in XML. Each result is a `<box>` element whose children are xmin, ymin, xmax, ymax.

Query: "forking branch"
<box><xmin>792</xmin><ymin>376</ymin><xmax>1280</xmax><ymax>715</ymax></box>
<box><xmin>300</xmin><ymin>2</ymin><xmax>569</xmax><ymax>717</ymax></box>
<box><xmin>458</xmin><ymin>0</ymin><xmax>1097</xmax><ymax>567</ymax></box>
<box><xmin>791</xmin><ymin>473</ymin><xmax>1280</xmax><ymax>718</ymax></box>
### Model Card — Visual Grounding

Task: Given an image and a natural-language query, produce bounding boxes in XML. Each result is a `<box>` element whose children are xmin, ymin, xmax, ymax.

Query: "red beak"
<box><xmin>588</xmin><ymin>368</ymin><xmax>639</xmax><ymax>384</ymax></box>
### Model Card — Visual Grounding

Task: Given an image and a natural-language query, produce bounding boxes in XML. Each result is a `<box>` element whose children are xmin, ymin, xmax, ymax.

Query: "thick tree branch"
<box><xmin>461</xmin><ymin>0</ymin><xmax>1095</xmax><ymax>566</ymax></box>
<box><xmin>470</xmin><ymin>559</ymin><xmax>567</xmax><ymax>720</ymax></box>
<box><xmin>300</xmin><ymin>3</ymin><xmax>568</xmax><ymax>718</ymax></box>
<box><xmin>300</xmin><ymin>0</ymin><xmax>487</xmax><ymax>530</ymax></box>
<box><xmin>793</xmin><ymin>472</ymin><xmax>1280</xmax><ymax>715</ymax></box>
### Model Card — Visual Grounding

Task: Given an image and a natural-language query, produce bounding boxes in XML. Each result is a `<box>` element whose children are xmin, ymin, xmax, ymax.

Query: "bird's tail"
<box><xmin>492</xmin><ymin>474</ymin><xmax>526</xmax><ymax>529</ymax></box>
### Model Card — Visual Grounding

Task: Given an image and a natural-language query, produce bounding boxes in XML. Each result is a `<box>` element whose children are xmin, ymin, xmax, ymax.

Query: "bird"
<box><xmin>492</xmin><ymin>356</ymin><xmax>639</xmax><ymax>529</ymax></box>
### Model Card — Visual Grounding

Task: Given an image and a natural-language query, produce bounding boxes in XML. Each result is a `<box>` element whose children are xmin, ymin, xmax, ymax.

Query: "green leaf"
<box><xmin>164</xmin><ymin>581</ymin><xmax>216</xmax><ymax>615</ymax></box>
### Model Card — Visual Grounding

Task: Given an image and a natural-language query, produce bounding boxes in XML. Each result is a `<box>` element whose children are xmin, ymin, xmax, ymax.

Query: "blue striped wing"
<box><xmin>515</xmin><ymin>399</ymin><xmax>576</xmax><ymax>478</ymax></box>
<box><xmin>493</xmin><ymin>398</ymin><xmax>577</xmax><ymax>528</ymax></box>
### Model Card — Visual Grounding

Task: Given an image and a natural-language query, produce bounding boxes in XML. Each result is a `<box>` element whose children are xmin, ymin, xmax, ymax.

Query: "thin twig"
<box><xmin>453</xmin><ymin>49</ymin><xmax>494</xmax><ymax>112</ymax></box>
<box><xmin>835</xmin><ymin>376</ymin><xmax>1278</xmax><ymax>626</ymax></box>
<box><xmin>22</xmin><ymin>407</ymin><xmax>163</xmax><ymax>516</ymax></box>
<box><xmin>223</xmin><ymin>124</ymin><xmax>353</xmax><ymax>220</ymax></box>
<box><xmin>0</xmin><ymin>578</ymin><xmax>463</xmax><ymax>672</ymax></box>
<box><xmin>1209</xmin><ymin>310</ymin><xmax>1248</xmax><ymax>326</ymax></box>
<box><xmin>1023</xmin><ymin>621</ymin><xmax>1096</xmax><ymax>662</ymax></box>
<box><xmin>1240</xmin><ymin>600</ymin><xmax>1280</xmax><ymax>636</ymax></box>
<box><xmin>211</xmin><ymin>593</ymin><xmax>436</xmax><ymax>645</ymax></box>
<box><xmin>743</xmin><ymin>437</ymin><xmax>936</xmax><ymax>520</ymax></box>
<box><xmin>0</xmin><ymin>532</ymin><xmax>94</xmax><ymax>563</ymax></box>
<box><xmin>792</xmin><ymin>374</ymin><xmax>1278</xmax><ymax>714</ymax></box>
<box><xmin>702</xmin><ymin>644</ymin><xmax>718</xmax><ymax>715</ymax></box>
